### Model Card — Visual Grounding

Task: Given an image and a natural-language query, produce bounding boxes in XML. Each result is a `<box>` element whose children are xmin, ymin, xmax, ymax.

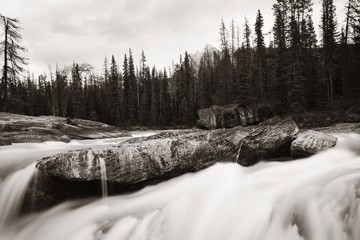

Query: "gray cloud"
<box><xmin>1</xmin><ymin>0</ymin><xmax>346</xmax><ymax>76</ymax></box>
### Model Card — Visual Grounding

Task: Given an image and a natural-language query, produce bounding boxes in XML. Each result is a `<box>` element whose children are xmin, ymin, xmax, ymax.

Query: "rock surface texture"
<box><xmin>0</xmin><ymin>112</ymin><xmax>131</xmax><ymax>145</ymax></box>
<box><xmin>237</xmin><ymin>118</ymin><xmax>299</xmax><ymax>166</ymax></box>
<box><xmin>28</xmin><ymin>117</ymin><xmax>351</xmax><ymax>211</ymax></box>
<box><xmin>36</xmin><ymin>128</ymin><xmax>253</xmax><ymax>184</ymax></box>
<box><xmin>197</xmin><ymin>104</ymin><xmax>272</xmax><ymax>130</ymax></box>
<box><xmin>290</xmin><ymin>130</ymin><xmax>337</xmax><ymax>157</ymax></box>
<box><xmin>36</xmin><ymin>118</ymin><xmax>299</xmax><ymax>184</ymax></box>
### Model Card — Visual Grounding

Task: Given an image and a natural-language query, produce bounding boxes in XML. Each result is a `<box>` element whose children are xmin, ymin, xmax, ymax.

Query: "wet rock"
<box><xmin>237</xmin><ymin>118</ymin><xmax>299</xmax><ymax>166</ymax></box>
<box><xmin>290</xmin><ymin>130</ymin><xmax>337</xmax><ymax>157</ymax></box>
<box><xmin>36</xmin><ymin>118</ymin><xmax>297</xmax><ymax>184</ymax></box>
<box><xmin>31</xmin><ymin>119</ymin><xmax>300</xmax><ymax>210</ymax></box>
<box><xmin>36</xmin><ymin>127</ymin><xmax>254</xmax><ymax>184</ymax></box>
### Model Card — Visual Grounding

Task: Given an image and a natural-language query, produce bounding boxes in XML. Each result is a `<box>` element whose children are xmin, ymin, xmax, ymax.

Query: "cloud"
<box><xmin>0</xmin><ymin>0</ymin><xmax>347</xmax><ymax>76</ymax></box>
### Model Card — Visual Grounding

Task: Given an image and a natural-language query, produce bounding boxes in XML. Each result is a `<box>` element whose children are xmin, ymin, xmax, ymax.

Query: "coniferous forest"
<box><xmin>1</xmin><ymin>0</ymin><xmax>360</xmax><ymax>127</ymax></box>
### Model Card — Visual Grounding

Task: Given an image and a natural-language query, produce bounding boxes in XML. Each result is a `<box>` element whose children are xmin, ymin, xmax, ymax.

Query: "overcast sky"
<box><xmin>1</xmin><ymin>0</ymin><xmax>346</xmax><ymax>76</ymax></box>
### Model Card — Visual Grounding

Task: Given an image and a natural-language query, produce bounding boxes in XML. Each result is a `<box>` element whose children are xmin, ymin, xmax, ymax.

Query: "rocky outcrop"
<box><xmin>36</xmin><ymin>127</ymin><xmax>252</xmax><ymax>184</ymax></box>
<box><xmin>237</xmin><ymin>118</ymin><xmax>299</xmax><ymax>166</ymax></box>
<box><xmin>197</xmin><ymin>104</ymin><xmax>272</xmax><ymax>130</ymax></box>
<box><xmin>36</xmin><ymin>118</ymin><xmax>298</xmax><ymax>184</ymax></box>
<box><xmin>197</xmin><ymin>105</ymin><xmax>224</xmax><ymax>130</ymax></box>
<box><xmin>290</xmin><ymin>130</ymin><xmax>337</xmax><ymax>157</ymax></box>
<box><xmin>26</xmin><ymin>118</ymin><xmax>303</xmax><ymax>211</ymax></box>
<box><xmin>0</xmin><ymin>112</ymin><xmax>131</xmax><ymax>145</ymax></box>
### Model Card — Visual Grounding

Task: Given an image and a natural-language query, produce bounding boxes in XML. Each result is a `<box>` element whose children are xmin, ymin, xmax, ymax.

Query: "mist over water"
<box><xmin>1</xmin><ymin>133</ymin><xmax>360</xmax><ymax>240</ymax></box>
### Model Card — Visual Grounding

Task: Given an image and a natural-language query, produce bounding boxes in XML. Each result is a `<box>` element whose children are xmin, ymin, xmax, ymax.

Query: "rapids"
<box><xmin>1</xmin><ymin>132</ymin><xmax>360</xmax><ymax>240</ymax></box>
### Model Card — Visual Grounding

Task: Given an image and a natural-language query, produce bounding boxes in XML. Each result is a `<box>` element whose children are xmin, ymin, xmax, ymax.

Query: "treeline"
<box><xmin>1</xmin><ymin>0</ymin><xmax>360</xmax><ymax>127</ymax></box>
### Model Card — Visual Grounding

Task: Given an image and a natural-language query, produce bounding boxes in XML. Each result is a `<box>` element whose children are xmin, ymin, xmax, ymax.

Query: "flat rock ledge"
<box><xmin>0</xmin><ymin>112</ymin><xmax>131</xmax><ymax>145</ymax></box>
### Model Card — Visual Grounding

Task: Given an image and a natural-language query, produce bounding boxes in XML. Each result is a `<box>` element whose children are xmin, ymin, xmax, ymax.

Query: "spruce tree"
<box><xmin>109</xmin><ymin>55</ymin><xmax>121</xmax><ymax>125</ymax></box>
<box><xmin>150</xmin><ymin>67</ymin><xmax>159</xmax><ymax>125</ymax></box>
<box><xmin>123</xmin><ymin>54</ymin><xmax>131</xmax><ymax>123</ymax></box>
<box><xmin>255</xmin><ymin>10</ymin><xmax>266</xmax><ymax>101</ymax></box>
<box><xmin>128</xmin><ymin>49</ymin><xmax>138</xmax><ymax>124</ymax></box>
<box><xmin>321</xmin><ymin>0</ymin><xmax>338</xmax><ymax>102</ymax></box>
<box><xmin>272</xmin><ymin>0</ymin><xmax>290</xmax><ymax>114</ymax></box>
<box><xmin>198</xmin><ymin>48</ymin><xmax>213</xmax><ymax>108</ymax></box>
<box><xmin>70</xmin><ymin>63</ymin><xmax>83</xmax><ymax>119</ymax></box>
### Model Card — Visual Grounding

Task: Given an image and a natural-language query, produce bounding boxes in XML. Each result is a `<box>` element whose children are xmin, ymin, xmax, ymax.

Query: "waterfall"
<box><xmin>98</xmin><ymin>157</ymin><xmax>108</xmax><ymax>198</ymax></box>
<box><xmin>0</xmin><ymin>133</ymin><xmax>360</xmax><ymax>240</ymax></box>
<box><xmin>0</xmin><ymin>163</ymin><xmax>36</xmax><ymax>228</ymax></box>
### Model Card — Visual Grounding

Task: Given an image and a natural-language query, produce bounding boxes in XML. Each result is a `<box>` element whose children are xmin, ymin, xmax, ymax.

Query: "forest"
<box><xmin>0</xmin><ymin>0</ymin><xmax>359</xmax><ymax>127</ymax></box>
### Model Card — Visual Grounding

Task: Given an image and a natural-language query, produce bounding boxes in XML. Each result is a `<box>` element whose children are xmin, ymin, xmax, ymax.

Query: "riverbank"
<box><xmin>0</xmin><ymin>112</ymin><xmax>131</xmax><ymax>146</ymax></box>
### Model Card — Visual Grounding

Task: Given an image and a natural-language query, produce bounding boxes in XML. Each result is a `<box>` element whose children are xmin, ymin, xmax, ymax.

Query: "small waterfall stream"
<box><xmin>98</xmin><ymin>157</ymin><xmax>108</xmax><ymax>198</ymax></box>
<box><xmin>0</xmin><ymin>163</ymin><xmax>36</xmax><ymax>228</ymax></box>
<box><xmin>0</xmin><ymin>132</ymin><xmax>360</xmax><ymax>240</ymax></box>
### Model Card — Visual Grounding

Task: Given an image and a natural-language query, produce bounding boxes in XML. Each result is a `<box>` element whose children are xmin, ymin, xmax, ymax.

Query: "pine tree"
<box><xmin>0</xmin><ymin>15</ymin><xmax>28</xmax><ymax>111</ymax></box>
<box><xmin>70</xmin><ymin>63</ymin><xmax>83</xmax><ymax>118</ymax></box>
<box><xmin>150</xmin><ymin>67</ymin><xmax>159</xmax><ymax>125</ymax></box>
<box><xmin>288</xmin><ymin>1</ymin><xmax>305</xmax><ymax>112</ymax></box>
<box><xmin>109</xmin><ymin>55</ymin><xmax>121</xmax><ymax>125</ymax></box>
<box><xmin>272</xmin><ymin>0</ymin><xmax>290</xmax><ymax>114</ymax></box>
<box><xmin>216</xmin><ymin>19</ymin><xmax>233</xmax><ymax>105</ymax></box>
<box><xmin>255</xmin><ymin>10</ymin><xmax>266</xmax><ymax>101</ymax></box>
<box><xmin>198</xmin><ymin>48</ymin><xmax>213</xmax><ymax>108</ymax></box>
<box><xmin>123</xmin><ymin>54</ymin><xmax>131</xmax><ymax>123</ymax></box>
<box><xmin>159</xmin><ymin>68</ymin><xmax>171</xmax><ymax>125</ymax></box>
<box><xmin>139</xmin><ymin>51</ymin><xmax>150</xmax><ymax>125</ymax></box>
<box><xmin>55</xmin><ymin>68</ymin><xmax>67</xmax><ymax>117</ymax></box>
<box><xmin>234</xmin><ymin>19</ymin><xmax>254</xmax><ymax>105</ymax></box>
<box><xmin>128</xmin><ymin>49</ymin><xmax>138</xmax><ymax>124</ymax></box>
<box><xmin>321</xmin><ymin>0</ymin><xmax>338</xmax><ymax>102</ymax></box>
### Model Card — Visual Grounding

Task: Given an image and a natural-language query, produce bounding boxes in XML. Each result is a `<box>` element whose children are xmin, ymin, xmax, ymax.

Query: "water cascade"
<box><xmin>0</xmin><ymin>133</ymin><xmax>360</xmax><ymax>240</ymax></box>
<box><xmin>98</xmin><ymin>157</ymin><xmax>108</xmax><ymax>198</ymax></box>
<box><xmin>0</xmin><ymin>163</ymin><xmax>36</xmax><ymax>228</ymax></box>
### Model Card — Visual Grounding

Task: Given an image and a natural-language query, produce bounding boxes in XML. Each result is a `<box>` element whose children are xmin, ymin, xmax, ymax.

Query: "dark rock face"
<box><xmin>0</xmin><ymin>112</ymin><xmax>131</xmax><ymax>145</ymax></box>
<box><xmin>237</xmin><ymin>118</ymin><xmax>299</xmax><ymax>166</ymax></box>
<box><xmin>197</xmin><ymin>105</ymin><xmax>224</xmax><ymax>129</ymax></box>
<box><xmin>197</xmin><ymin>104</ymin><xmax>272</xmax><ymax>130</ymax></box>
<box><xmin>290</xmin><ymin>130</ymin><xmax>337</xmax><ymax>157</ymax></box>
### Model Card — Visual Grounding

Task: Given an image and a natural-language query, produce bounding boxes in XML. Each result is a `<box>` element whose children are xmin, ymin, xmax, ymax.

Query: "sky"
<box><xmin>1</xmin><ymin>0</ymin><xmax>347</xmax><ymax>76</ymax></box>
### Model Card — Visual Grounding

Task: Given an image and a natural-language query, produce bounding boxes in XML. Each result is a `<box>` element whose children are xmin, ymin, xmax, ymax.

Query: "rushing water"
<box><xmin>1</xmin><ymin>132</ymin><xmax>360</xmax><ymax>240</ymax></box>
<box><xmin>99</xmin><ymin>157</ymin><xmax>108</xmax><ymax>198</ymax></box>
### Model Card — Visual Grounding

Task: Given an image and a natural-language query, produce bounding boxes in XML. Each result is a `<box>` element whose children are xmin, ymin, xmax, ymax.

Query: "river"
<box><xmin>0</xmin><ymin>132</ymin><xmax>360</xmax><ymax>240</ymax></box>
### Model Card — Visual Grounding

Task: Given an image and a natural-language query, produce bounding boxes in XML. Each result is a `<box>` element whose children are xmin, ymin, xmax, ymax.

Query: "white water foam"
<box><xmin>0</xmin><ymin>163</ymin><xmax>36</xmax><ymax>228</ymax></box>
<box><xmin>1</xmin><ymin>132</ymin><xmax>360</xmax><ymax>240</ymax></box>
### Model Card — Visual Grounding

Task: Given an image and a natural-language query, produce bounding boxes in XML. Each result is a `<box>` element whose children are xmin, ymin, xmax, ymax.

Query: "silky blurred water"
<box><xmin>1</xmin><ymin>132</ymin><xmax>360</xmax><ymax>240</ymax></box>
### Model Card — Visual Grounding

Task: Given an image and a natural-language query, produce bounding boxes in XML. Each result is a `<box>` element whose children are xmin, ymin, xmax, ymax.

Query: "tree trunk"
<box><xmin>1</xmin><ymin>18</ymin><xmax>8</xmax><ymax>111</ymax></box>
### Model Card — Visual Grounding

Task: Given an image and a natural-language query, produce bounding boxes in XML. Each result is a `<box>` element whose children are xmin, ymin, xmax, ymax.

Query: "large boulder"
<box><xmin>237</xmin><ymin>118</ymin><xmax>299</xmax><ymax>166</ymax></box>
<box><xmin>290</xmin><ymin>130</ymin><xmax>337</xmax><ymax>157</ymax></box>
<box><xmin>197</xmin><ymin>104</ymin><xmax>272</xmax><ymax>130</ymax></box>
<box><xmin>36</xmin><ymin>118</ymin><xmax>298</xmax><ymax>184</ymax></box>
<box><xmin>197</xmin><ymin>105</ymin><xmax>225</xmax><ymax>129</ymax></box>
<box><xmin>30</xmin><ymin>119</ymin><xmax>298</xmax><ymax>211</ymax></box>
<box><xmin>36</xmin><ymin>128</ymin><xmax>255</xmax><ymax>184</ymax></box>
